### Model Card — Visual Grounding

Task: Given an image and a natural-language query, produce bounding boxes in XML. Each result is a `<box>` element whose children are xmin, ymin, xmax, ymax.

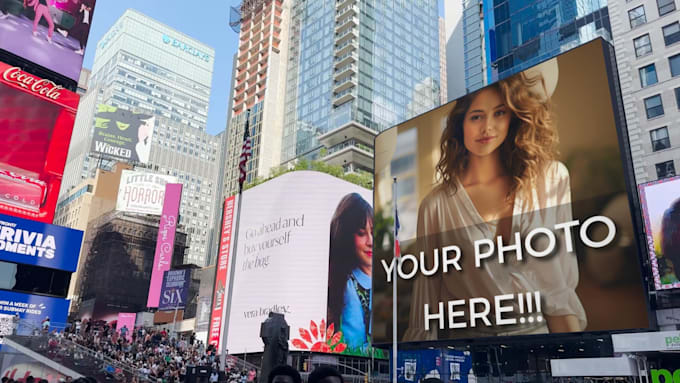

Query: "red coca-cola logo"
<box><xmin>2</xmin><ymin>66</ymin><xmax>63</xmax><ymax>100</ymax></box>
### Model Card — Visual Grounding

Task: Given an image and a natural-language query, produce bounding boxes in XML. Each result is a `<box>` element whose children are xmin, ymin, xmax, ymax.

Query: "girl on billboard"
<box><xmin>328</xmin><ymin>193</ymin><xmax>373</xmax><ymax>352</ymax></box>
<box><xmin>405</xmin><ymin>60</ymin><xmax>587</xmax><ymax>341</ymax></box>
<box><xmin>25</xmin><ymin>0</ymin><xmax>55</xmax><ymax>43</ymax></box>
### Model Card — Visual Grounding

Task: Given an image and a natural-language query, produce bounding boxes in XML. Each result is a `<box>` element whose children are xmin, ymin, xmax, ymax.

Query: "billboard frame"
<box><xmin>370</xmin><ymin>38</ymin><xmax>655</xmax><ymax>349</ymax></box>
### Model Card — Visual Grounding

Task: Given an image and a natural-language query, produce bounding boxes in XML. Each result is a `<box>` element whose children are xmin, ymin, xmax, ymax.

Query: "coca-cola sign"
<box><xmin>2</xmin><ymin>66</ymin><xmax>63</xmax><ymax>100</ymax></box>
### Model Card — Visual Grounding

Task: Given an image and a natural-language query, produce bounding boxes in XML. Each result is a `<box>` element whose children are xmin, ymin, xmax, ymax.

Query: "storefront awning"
<box><xmin>612</xmin><ymin>331</ymin><xmax>680</xmax><ymax>353</ymax></box>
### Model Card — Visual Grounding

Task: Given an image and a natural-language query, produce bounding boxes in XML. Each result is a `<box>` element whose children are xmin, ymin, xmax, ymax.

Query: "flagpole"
<box><xmin>392</xmin><ymin>177</ymin><xmax>398</xmax><ymax>383</ymax></box>
<box><xmin>221</xmin><ymin>109</ymin><xmax>251</xmax><ymax>370</ymax></box>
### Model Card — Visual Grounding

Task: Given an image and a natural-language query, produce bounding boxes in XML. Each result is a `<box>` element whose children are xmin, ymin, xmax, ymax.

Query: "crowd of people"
<box><xmin>46</xmin><ymin>319</ymin><xmax>258</xmax><ymax>383</ymax></box>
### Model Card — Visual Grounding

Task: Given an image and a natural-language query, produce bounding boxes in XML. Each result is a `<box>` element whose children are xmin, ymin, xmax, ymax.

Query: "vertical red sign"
<box><xmin>209</xmin><ymin>196</ymin><xmax>236</xmax><ymax>349</ymax></box>
<box><xmin>147</xmin><ymin>183</ymin><xmax>183</xmax><ymax>308</ymax></box>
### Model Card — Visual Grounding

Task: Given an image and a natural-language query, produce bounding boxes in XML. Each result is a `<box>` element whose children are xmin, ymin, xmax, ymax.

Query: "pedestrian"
<box><xmin>267</xmin><ymin>365</ymin><xmax>301</xmax><ymax>383</ymax></box>
<box><xmin>12</xmin><ymin>313</ymin><xmax>19</xmax><ymax>335</ymax></box>
<box><xmin>120</xmin><ymin>325</ymin><xmax>129</xmax><ymax>339</ymax></box>
<box><xmin>209</xmin><ymin>370</ymin><xmax>219</xmax><ymax>383</ymax></box>
<box><xmin>41</xmin><ymin>316</ymin><xmax>50</xmax><ymax>334</ymax></box>
<box><xmin>308</xmin><ymin>367</ymin><xmax>343</xmax><ymax>383</ymax></box>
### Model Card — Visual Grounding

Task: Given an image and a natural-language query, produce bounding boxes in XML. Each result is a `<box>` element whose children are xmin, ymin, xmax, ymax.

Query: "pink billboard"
<box><xmin>116</xmin><ymin>313</ymin><xmax>136</xmax><ymax>341</ymax></box>
<box><xmin>147</xmin><ymin>183</ymin><xmax>183</xmax><ymax>308</ymax></box>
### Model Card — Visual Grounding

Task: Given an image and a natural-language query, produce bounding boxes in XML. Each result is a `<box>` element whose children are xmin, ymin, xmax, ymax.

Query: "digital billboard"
<box><xmin>0</xmin><ymin>0</ymin><xmax>97</xmax><ymax>82</ymax></box>
<box><xmin>116</xmin><ymin>170</ymin><xmax>178</xmax><ymax>215</ymax></box>
<box><xmin>0</xmin><ymin>289</ymin><xmax>69</xmax><ymax>335</ymax></box>
<box><xmin>89</xmin><ymin>105</ymin><xmax>155</xmax><ymax>164</ymax></box>
<box><xmin>0</xmin><ymin>213</ymin><xmax>82</xmax><ymax>272</ymax></box>
<box><xmin>147</xmin><ymin>183</ymin><xmax>182</xmax><ymax>308</ymax></box>
<box><xmin>372</xmin><ymin>39</ymin><xmax>649</xmax><ymax>344</ymax></box>
<box><xmin>158</xmin><ymin>269</ymin><xmax>191</xmax><ymax>311</ymax></box>
<box><xmin>224</xmin><ymin>171</ymin><xmax>383</xmax><ymax>357</ymax></box>
<box><xmin>639</xmin><ymin>175</ymin><xmax>680</xmax><ymax>290</ymax></box>
<box><xmin>0</xmin><ymin>62</ymin><xmax>79</xmax><ymax>223</ymax></box>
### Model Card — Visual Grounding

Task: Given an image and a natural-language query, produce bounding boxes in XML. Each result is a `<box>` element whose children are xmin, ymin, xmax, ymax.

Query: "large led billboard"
<box><xmin>372</xmin><ymin>39</ymin><xmax>650</xmax><ymax>344</ymax></box>
<box><xmin>116</xmin><ymin>170</ymin><xmax>178</xmax><ymax>215</ymax></box>
<box><xmin>225</xmin><ymin>171</ymin><xmax>384</xmax><ymax>357</ymax></box>
<box><xmin>0</xmin><ymin>61</ymin><xmax>79</xmax><ymax>223</ymax></box>
<box><xmin>639</xmin><ymin>175</ymin><xmax>680</xmax><ymax>290</ymax></box>
<box><xmin>89</xmin><ymin>105</ymin><xmax>155</xmax><ymax>164</ymax></box>
<box><xmin>0</xmin><ymin>0</ymin><xmax>97</xmax><ymax>82</ymax></box>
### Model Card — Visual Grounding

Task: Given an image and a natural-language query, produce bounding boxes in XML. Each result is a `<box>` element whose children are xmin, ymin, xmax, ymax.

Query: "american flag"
<box><xmin>238</xmin><ymin>110</ymin><xmax>252</xmax><ymax>191</ymax></box>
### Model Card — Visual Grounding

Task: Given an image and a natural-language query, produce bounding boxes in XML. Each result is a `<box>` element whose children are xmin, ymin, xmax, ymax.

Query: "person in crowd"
<box><xmin>328</xmin><ymin>193</ymin><xmax>373</xmax><ymax>352</ymax></box>
<box><xmin>268</xmin><ymin>365</ymin><xmax>301</xmax><ymax>383</ymax></box>
<box><xmin>308</xmin><ymin>367</ymin><xmax>344</xmax><ymax>383</ymax></box>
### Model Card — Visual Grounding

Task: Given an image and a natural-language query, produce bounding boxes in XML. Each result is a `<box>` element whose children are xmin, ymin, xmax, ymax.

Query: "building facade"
<box><xmin>74</xmin><ymin>211</ymin><xmax>187</xmax><ymax>318</ymax></box>
<box><xmin>609</xmin><ymin>0</ymin><xmax>680</xmax><ymax>183</ymax></box>
<box><xmin>445</xmin><ymin>0</ymin><xmax>466</xmax><ymax>100</ymax></box>
<box><xmin>463</xmin><ymin>0</ymin><xmax>612</xmax><ymax>89</ymax></box>
<box><xmin>60</xmin><ymin>10</ymin><xmax>220</xmax><ymax>266</ymax></box>
<box><xmin>222</xmin><ymin>0</ymin><xmax>290</xmax><ymax>196</ymax></box>
<box><xmin>462</xmin><ymin>0</ymin><xmax>487</xmax><ymax>93</ymax></box>
<box><xmin>280</xmin><ymin>0</ymin><xmax>441</xmax><ymax>174</ymax></box>
<box><xmin>439</xmin><ymin>17</ymin><xmax>448</xmax><ymax>104</ymax></box>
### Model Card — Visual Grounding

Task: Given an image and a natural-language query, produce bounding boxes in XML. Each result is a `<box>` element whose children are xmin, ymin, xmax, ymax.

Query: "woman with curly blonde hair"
<box><xmin>404</xmin><ymin>64</ymin><xmax>586</xmax><ymax>341</ymax></box>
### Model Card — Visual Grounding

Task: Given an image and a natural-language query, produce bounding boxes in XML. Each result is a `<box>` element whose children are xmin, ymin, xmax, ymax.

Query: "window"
<box><xmin>663</xmin><ymin>22</ymin><xmax>680</xmax><ymax>45</ymax></box>
<box><xmin>658</xmin><ymin>0</ymin><xmax>676</xmax><ymax>15</ymax></box>
<box><xmin>629</xmin><ymin>6</ymin><xmax>647</xmax><ymax>28</ymax></box>
<box><xmin>640</xmin><ymin>64</ymin><xmax>659</xmax><ymax>87</ymax></box>
<box><xmin>651</xmin><ymin>127</ymin><xmax>671</xmax><ymax>151</ymax></box>
<box><xmin>645</xmin><ymin>95</ymin><xmax>665</xmax><ymax>118</ymax></box>
<box><xmin>670</xmin><ymin>54</ymin><xmax>680</xmax><ymax>76</ymax></box>
<box><xmin>656</xmin><ymin>160</ymin><xmax>676</xmax><ymax>178</ymax></box>
<box><xmin>634</xmin><ymin>34</ymin><xmax>653</xmax><ymax>57</ymax></box>
<box><xmin>675</xmin><ymin>87</ymin><xmax>680</xmax><ymax>108</ymax></box>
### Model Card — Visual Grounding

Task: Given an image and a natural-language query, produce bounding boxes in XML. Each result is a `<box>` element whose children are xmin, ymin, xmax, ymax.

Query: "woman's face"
<box><xmin>462</xmin><ymin>87</ymin><xmax>512</xmax><ymax>157</ymax></box>
<box><xmin>354</xmin><ymin>218</ymin><xmax>373</xmax><ymax>272</ymax></box>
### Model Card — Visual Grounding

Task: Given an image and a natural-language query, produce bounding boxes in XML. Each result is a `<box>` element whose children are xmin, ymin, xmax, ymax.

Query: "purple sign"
<box><xmin>158</xmin><ymin>269</ymin><xmax>191</xmax><ymax>311</ymax></box>
<box><xmin>147</xmin><ymin>183</ymin><xmax>182</xmax><ymax>308</ymax></box>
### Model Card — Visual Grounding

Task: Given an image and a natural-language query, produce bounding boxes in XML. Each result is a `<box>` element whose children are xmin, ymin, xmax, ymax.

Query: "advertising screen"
<box><xmin>115</xmin><ymin>312</ymin><xmax>136</xmax><ymax>341</ymax></box>
<box><xmin>0</xmin><ymin>289</ymin><xmax>69</xmax><ymax>334</ymax></box>
<box><xmin>225</xmin><ymin>171</ymin><xmax>381</xmax><ymax>357</ymax></box>
<box><xmin>209</xmin><ymin>196</ymin><xmax>236</xmax><ymax>351</ymax></box>
<box><xmin>89</xmin><ymin>105</ymin><xmax>155</xmax><ymax>164</ymax></box>
<box><xmin>116</xmin><ymin>170</ymin><xmax>178</xmax><ymax>215</ymax></box>
<box><xmin>158</xmin><ymin>269</ymin><xmax>191</xmax><ymax>311</ymax></box>
<box><xmin>0</xmin><ymin>0</ymin><xmax>97</xmax><ymax>82</ymax></box>
<box><xmin>0</xmin><ymin>62</ymin><xmax>79</xmax><ymax>223</ymax></box>
<box><xmin>372</xmin><ymin>39</ymin><xmax>649</xmax><ymax>344</ymax></box>
<box><xmin>639</xmin><ymin>175</ymin><xmax>680</xmax><ymax>290</ymax></box>
<box><xmin>0</xmin><ymin>213</ymin><xmax>82</xmax><ymax>272</ymax></box>
<box><xmin>147</xmin><ymin>183</ymin><xmax>182</xmax><ymax>308</ymax></box>
<box><xmin>393</xmin><ymin>349</ymin><xmax>472</xmax><ymax>383</ymax></box>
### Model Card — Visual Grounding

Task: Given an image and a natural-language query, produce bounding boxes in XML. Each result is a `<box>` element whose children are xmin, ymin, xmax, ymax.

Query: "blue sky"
<box><xmin>83</xmin><ymin>1</ymin><xmax>445</xmax><ymax>137</ymax></box>
<box><xmin>82</xmin><ymin>0</ymin><xmax>240</xmax><ymax>136</ymax></box>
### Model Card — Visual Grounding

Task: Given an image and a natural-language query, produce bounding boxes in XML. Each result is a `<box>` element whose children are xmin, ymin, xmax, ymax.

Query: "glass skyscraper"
<box><xmin>477</xmin><ymin>0</ymin><xmax>611</xmax><ymax>85</ymax></box>
<box><xmin>60</xmin><ymin>10</ymin><xmax>221</xmax><ymax>266</ymax></box>
<box><xmin>281</xmin><ymin>0</ymin><xmax>441</xmax><ymax>172</ymax></box>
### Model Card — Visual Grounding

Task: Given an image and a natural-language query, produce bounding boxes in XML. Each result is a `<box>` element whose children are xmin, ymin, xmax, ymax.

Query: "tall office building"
<box><xmin>222</xmin><ymin>0</ymin><xmax>290</xmax><ymax>196</ymax></box>
<box><xmin>445</xmin><ymin>0</ymin><xmax>466</xmax><ymax>100</ymax></box>
<box><xmin>462</xmin><ymin>0</ymin><xmax>486</xmax><ymax>93</ymax></box>
<box><xmin>281</xmin><ymin>0</ymin><xmax>441</xmax><ymax>174</ymax></box>
<box><xmin>439</xmin><ymin>17</ymin><xmax>448</xmax><ymax>104</ymax></box>
<box><xmin>482</xmin><ymin>0</ymin><xmax>611</xmax><ymax>83</ymax></box>
<box><xmin>60</xmin><ymin>10</ymin><xmax>220</xmax><ymax>266</ymax></box>
<box><xmin>609</xmin><ymin>0</ymin><xmax>680</xmax><ymax>183</ymax></box>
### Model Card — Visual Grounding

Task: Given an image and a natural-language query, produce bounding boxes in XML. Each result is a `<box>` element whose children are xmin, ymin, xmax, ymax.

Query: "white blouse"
<box><xmin>403</xmin><ymin>161</ymin><xmax>586</xmax><ymax>341</ymax></box>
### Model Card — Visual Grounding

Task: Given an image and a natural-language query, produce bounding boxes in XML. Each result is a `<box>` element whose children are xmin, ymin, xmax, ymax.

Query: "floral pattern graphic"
<box><xmin>291</xmin><ymin>319</ymin><xmax>347</xmax><ymax>353</ymax></box>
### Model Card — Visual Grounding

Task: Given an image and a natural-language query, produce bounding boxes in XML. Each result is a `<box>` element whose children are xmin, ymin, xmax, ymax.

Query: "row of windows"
<box><xmin>629</xmin><ymin>1</ymin><xmax>677</xmax><ymax>30</ymax></box>
<box><xmin>638</xmin><ymin>54</ymin><xmax>680</xmax><ymax>87</ymax></box>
